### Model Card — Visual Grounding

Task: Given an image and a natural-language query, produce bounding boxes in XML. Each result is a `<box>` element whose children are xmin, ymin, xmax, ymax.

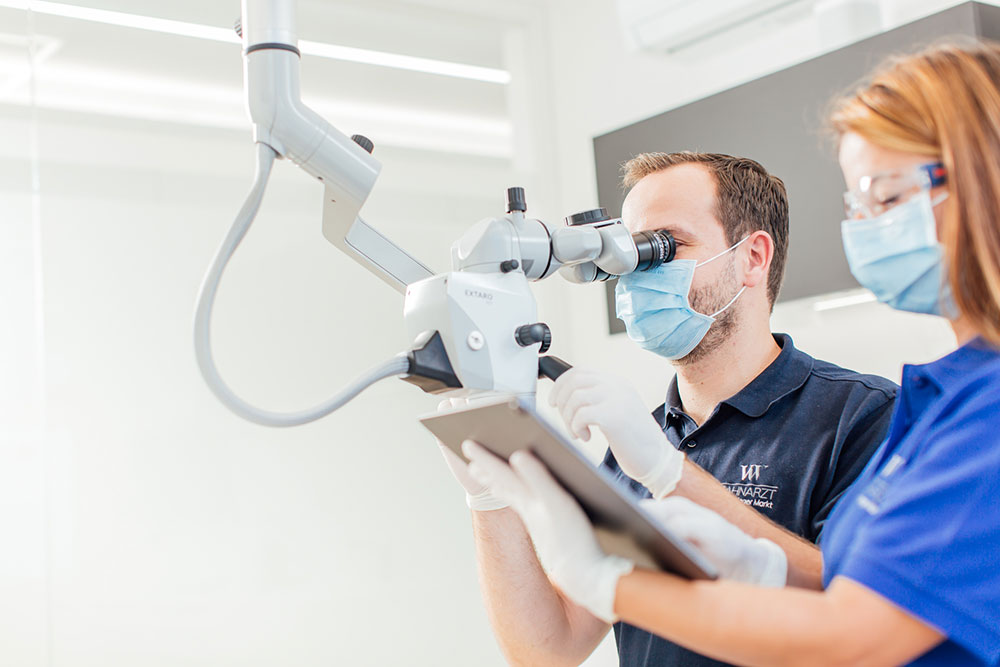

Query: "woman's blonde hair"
<box><xmin>829</xmin><ymin>39</ymin><xmax>1000</xmax><ymax>346</ymax></box>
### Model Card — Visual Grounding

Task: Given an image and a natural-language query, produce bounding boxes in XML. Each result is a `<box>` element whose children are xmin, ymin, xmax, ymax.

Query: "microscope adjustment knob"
<box><xmin>505</xmin><ymin>186</ymin><xmax>527</xmax><ymax>213</ymax></box>
<box><xmin>351</xmin><ymin>134</ymin><xmax>374</xmax><ymax>154</ymax></box>
<box><xmin>565</xmin><ymin>208</ymin><xmax>611</xmax><ymax>226</ymax></box>
<box><xmin>515</xmin><ymin>323</ymin><xmax>552</xmax><ymax>354</ymax></box>
<box><xmin>538</xmin><ymin>325</ymin><xmax>552</xmax><ymax>353</ymax></box>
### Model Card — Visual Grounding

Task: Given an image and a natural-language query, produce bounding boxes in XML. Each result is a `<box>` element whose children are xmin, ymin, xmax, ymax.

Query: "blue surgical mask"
<box><xmin>616</xmin><ymin>237</ymin><xmax>748</xmax><ymax>360</ymax></box>
<box><xmin>840</xmin><ymin>190</ymin><xmax>954</xmax><ymax>316</ymax></box>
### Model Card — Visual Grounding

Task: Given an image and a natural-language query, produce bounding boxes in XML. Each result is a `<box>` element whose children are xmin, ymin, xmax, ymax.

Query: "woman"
<box><xmin>464</xmin><ymin>40</ymin><xmax>1000</xmax><ymax>666</ymax></box>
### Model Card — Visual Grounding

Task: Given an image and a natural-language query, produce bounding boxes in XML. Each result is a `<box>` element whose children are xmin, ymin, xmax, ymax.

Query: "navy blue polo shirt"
<box><xmin>602</xmin><ymin>333</ymin><xmax>898</xmax><ymax>667</ymax></box>
<box><xmin>822</xmin><ymin>338</ymin><xmax>1000</xmax><ymax>665</ymax></box>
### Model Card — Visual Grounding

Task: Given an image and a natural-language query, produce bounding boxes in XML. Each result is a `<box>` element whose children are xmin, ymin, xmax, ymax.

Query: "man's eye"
<box><xmin>877</xmin><ymin>194</ymin><xmax>901</xmax><ymax>207</ymax></box>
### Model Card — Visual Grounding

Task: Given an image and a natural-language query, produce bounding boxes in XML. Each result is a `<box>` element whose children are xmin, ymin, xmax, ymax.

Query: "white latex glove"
<box><xmin>550</xmin><ymin>368</ymin><xmax>685</xmax><ymax>498</ymax></box>
<box><xmin>436</xmin><ymin>399</ymin><xmax>509</xmax><ymax>511</ymax></box>
<box><xmin>641</xmin><ymin>497</ymin><xmax>787</xmax><ymax>587</ymax></box>
<box><xmin>463</xmin><ymin>441</ymin><xmax>633</xmax><ymax>623</ymax></box>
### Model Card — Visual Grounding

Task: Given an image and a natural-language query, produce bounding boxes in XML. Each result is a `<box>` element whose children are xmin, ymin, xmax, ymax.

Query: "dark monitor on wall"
<box><xmin>595</xmin><ymin>1</ymin><xmax>1000</xmax><ymax>334</ymax></box>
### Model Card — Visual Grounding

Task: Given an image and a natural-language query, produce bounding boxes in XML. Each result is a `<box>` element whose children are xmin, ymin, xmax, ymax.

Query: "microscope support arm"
<box><xmin>242</xmin><ymin>0</ymin><xmax>433</xmax><ymax>293</ymax></box>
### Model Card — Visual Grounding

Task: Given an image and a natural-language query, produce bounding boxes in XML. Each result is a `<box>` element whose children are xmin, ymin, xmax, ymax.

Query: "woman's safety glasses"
<box><xmin>842</xmin><ymin>162</ymin><xmax>947</xmax><ymax>219</ymax></box>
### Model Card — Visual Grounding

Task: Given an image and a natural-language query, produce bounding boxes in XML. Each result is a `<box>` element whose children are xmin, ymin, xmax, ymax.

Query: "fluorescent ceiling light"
<box><xmin>812</xmin><ymin>290</ymin><xmax>877</xmax><ymax>312</ymax></box>
<box><xmin>0</xmin><ymin>59</ymin><xmax>513</xmax><ymax>156</ymax></box>
<box><xmin>1</xmin><ymin>1</ymin><xmax>240</xmax><ymax>42</ymax></box>
<box><xmin>298</xmin><ymin>40</ymin><xmax>509</xmax><ymax>84</ymax></box>
<box><xmin>0</xmin><ymin>0</ymin><xmax>510</xmax><ymax>83</ymax></box>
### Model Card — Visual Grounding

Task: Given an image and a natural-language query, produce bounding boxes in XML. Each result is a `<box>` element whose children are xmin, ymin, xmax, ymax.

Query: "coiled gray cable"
<box><xmin>193</xmin><ymin>142</ymin><xmax>410</xmax><ymax>427</ymax></box>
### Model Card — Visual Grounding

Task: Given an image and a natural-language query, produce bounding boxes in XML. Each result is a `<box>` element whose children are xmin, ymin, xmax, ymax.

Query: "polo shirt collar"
<box><xmin>912</xmin><ymin>336</ymin><xmax>1000</xmax><ymax>391</ymax></box>
<box><xmin>664</xmin><ymin>333</ymin><xmax>814</xmax><ymax>420</ymax></box>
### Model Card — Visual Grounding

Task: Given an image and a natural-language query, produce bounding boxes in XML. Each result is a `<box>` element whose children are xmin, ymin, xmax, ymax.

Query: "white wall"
<box><xmin>1</xmin><ymin>109</ymin><xmax>528</xmax><ymax>665</ymax></box>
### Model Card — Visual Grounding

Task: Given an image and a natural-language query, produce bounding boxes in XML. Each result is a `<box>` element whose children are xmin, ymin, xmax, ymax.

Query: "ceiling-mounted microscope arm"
<box><xmin>192</xmin><ymin>0</ymin><xmax>433</xmax><ymax>428</ymax></box>
<box><xmin>241</xmin><ymin>0</ymin><xmax>433</xmax><ymax>292</ymax></box>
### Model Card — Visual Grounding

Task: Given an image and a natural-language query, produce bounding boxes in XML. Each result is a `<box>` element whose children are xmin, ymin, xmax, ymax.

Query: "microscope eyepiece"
<box><xmin>632</xmin><ymin>230</ymin><xmax>676</xmax><ymax>272</ymax></box>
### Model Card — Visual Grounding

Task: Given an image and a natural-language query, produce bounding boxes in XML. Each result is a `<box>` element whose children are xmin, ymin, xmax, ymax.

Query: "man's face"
<box><xmin>620</xmin><ymin>163</ymin><xmax>743</xmax><ymax>364</ymax></box>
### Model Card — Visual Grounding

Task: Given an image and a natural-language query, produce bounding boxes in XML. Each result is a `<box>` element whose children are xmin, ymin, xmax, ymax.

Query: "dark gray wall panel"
<box><xmin>597</xmin><ymin>2</ymin><xmax>999</xmax><ymax>333</ymax></box>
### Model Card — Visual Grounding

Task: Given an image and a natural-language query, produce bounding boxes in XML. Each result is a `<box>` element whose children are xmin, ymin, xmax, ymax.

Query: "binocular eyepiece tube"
<box><xmin>556</xmin><ymin>207</ymin><xmax>678</xmax><ymax>282</ymax></box>
<box><xmin>633</xmin><ymin>229</ymin><xmax>676</xmax><ymax>272</ymax></box>
<box><xmin>585</xmin><ymin>230</ymin><xmax>675</xmax><ymax>281</ymax></box>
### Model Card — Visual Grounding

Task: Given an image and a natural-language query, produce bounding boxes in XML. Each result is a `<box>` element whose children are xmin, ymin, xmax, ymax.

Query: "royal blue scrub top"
<box><xmin>822</xmin><ymin>338</ymin><xmax>1000</xmax><ymax>665</ymax></box>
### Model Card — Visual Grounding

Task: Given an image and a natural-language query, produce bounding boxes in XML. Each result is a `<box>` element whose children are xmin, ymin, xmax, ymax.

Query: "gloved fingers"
<box><xmin>639</xmin><ymin>496</ymin><xmax>704</xmax><ymax>521</ymax></box>
<box><xmin>549</xmin><ymin>367</ymin><xmax>600</xmax><ymax>408</ymax></box>
<box><xmin>639</xmin><ymin>497</ymin><xmax>720</xmax><ymax>545</ymax></box>
<box><xmin>438</xmin><ymin>442</ymin><xmax>488</xmax><ymax>494</ymax></box>
<box><xmin>751</xmin><ymin>538</ymin><xmax>788</xmax><ymax>587</ymax></box>
<box><xmin>437</xmin><ymin>397</ymin><xmax>468</xmax><ymax>412</ymax></box>
<box><xmin>570</xmin><ymin>405</ymin><xmax>606</xmax><ymax>442</ymax></box>
<box><xmin>659</xmin><ymin>513</ymin><xmax>710</xmax><ymax>546</ymax></box>
<box><xmin>464</xmin><ymin>440</ymin><xmax>532</xmax><ymax>509</ymax></box>
<box><xmin>657</xmin><ymin>496</ymin><xmax>740</xmax><ymax>537</ymax></box>
<box><xmin>508</xmin><ymin>450</ymin><xmax>578</xmax><ymax>513</ymax></box>
<box><xmin>439</xmin><ymin>441</ymin><xmax>469</xmax><ymax>469</ymax></box>
<box><xmin>559</xmin><ymin>385</ymin><xmax>605</xmax><ymax>440</ymax></box>
<box><xmin>438</xmin><ymin>441</ymin><xmax>466</xmax><ymax>467</ymax></box>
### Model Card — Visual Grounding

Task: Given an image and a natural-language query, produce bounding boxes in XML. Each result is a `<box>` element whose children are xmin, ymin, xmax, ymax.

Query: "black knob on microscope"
<box><xmin>515</xmin><ymin>323</ymin><xmax>552</xmax><ymax>354</ymax></box>
<box><xmin>565</xmin><ymin>208</ymin><xmax>611</xmax><ymax>226</ymax></box>
<box><xmin>506</xmin><ymin>187</ymin><xmax>527</xmax><ymax>213</ymax></box>
<box><xmin>351</xmin><ymin>134</ymin><xmax>374</xmax><ymax>154</ymax></box>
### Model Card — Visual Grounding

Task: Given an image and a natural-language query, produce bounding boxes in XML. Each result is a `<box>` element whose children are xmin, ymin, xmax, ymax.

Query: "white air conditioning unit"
<box><xmin>617</xmin><ymin>0</ymin><xmax>815</xmax><ymax>53</ymax></box>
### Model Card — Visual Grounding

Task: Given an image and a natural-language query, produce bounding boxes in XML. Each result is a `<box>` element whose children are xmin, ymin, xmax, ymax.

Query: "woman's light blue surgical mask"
<box><xmin>615</xmin><ymin>237</ymin><xmax>748</xmax><ymax>360</ymax></box>
<box><xmin>840</xmin><ymin>190</ymin><xmax>954</xmax><ymax>317</ymax></box>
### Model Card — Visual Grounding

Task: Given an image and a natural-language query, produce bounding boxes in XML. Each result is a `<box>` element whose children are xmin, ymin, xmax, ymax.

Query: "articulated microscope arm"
<box><xmin>241</xmin><ymin>0</ymin><xmax>433</xmax><ymax>291</ymax></box>
<box><xmin>193</xmin><ymin>0</ymin><xmax>431</xmax><ymax>426</ymax></box>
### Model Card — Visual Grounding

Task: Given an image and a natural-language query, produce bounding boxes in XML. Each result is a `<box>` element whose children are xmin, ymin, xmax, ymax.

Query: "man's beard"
<box><xmin>675</xmin><ymin>257</ymin><xmax>741</xmax><ymax>366</ymax></box>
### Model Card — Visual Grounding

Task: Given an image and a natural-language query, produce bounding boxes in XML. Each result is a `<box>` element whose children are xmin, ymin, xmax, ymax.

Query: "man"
<box><xmin>442</xmin><ymin>152</ymin><xmax>897</xmax><ymax>666</ymax></box>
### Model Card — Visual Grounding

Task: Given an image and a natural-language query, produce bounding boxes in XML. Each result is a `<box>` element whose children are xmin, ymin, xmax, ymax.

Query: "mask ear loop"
<box><xmin>696</xmin><ymin>234</ymin><xmax>751</xmax><ymax>318</ymax></box>
<box><xmin>695</xmin><ymin>234</ymin><xmax>751</xmax><ymax>268</ymax></box>
<box><xmin>709</xmin><ymin>285</ymin><xmax>746</xmax><ymax>317</ymax></box>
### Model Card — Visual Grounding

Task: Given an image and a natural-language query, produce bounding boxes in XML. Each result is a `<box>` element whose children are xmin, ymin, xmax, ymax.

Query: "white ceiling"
<box><xmin>0</xmin><ymin>0</ymin><xmax>527</xmax><ymax>156</ymax></box>
<box><xmin>25</xmin><ymin>0</ymin><xmax>515</xmax><ymax>65</ymax></box>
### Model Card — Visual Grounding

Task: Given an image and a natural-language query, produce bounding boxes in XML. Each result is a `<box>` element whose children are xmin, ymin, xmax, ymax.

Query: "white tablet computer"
<box><xmin>420</xmin><ymin>397</ymin><xmax>717</xmax><ymax>580</ymax></box>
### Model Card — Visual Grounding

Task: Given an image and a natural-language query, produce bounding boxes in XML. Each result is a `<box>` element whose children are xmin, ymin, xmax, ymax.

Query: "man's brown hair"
<box><xmin>621</xmin><ymin>151</ymin><xmax>789</xmax><ymax>308</ymax></box>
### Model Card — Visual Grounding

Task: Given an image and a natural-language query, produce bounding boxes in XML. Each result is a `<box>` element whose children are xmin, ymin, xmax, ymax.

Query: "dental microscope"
<box><xmin>193</xmin><ymin>0</ymin><xmax>676</xmax><ymax>426</ymax></box>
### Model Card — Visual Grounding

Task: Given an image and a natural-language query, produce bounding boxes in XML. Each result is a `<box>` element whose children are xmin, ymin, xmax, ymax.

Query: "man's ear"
<box><xmin>741</xmin><ymin>230</ymin><xmax>774</xmax><ymax>290</ymax></box>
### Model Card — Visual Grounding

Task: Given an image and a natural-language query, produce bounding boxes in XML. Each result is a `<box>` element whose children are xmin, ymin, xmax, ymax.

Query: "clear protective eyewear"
<box><xmin>843</xmin><ymin>162</ymin><xmax>947</xmax><ymax>219</ymax></box>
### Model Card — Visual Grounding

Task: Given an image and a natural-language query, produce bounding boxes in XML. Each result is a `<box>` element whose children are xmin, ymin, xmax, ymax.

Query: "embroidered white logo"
<box><xmin>740</xmin><ymin>464</ymin><xmax>768</xmax><ymax>482</ymax></box>
<box><xmin>725</xmin><ymin>464</ymin><xmax>777</xmax><ymax>510</ymax></box>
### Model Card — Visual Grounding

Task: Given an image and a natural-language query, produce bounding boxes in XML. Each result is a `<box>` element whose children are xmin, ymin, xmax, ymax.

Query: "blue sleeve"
<box><xmin>834</xmin><ymin>387</ymin><xmax>1000</xmax><ymax>664</ymax></box>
